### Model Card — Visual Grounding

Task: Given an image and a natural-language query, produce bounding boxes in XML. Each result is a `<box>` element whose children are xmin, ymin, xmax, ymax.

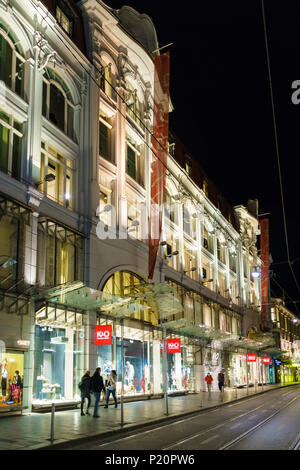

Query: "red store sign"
<box><xmin>247</xmin><ymin>354</ymin><xmax>257</xmax><ymax>363</ymax></box>
<box><xmin>167</xmin><ymin>339</ymin><xmax>181</xmax><ymax>353</ymax></box>
<box><xmin>262</xmin><ymin>357</ymin><xmax>271</xmax><ymax>364</ymax></box>
<box><xmin>95</xmin><ymin>325</ymin><xmax>112</xmax><ymax>345</ymax></box>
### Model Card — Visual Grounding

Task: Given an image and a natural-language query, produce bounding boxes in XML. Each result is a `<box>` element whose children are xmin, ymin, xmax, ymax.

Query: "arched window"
<box><xmin>102</xmin><ymin>271</ymin><xmax>158</xmax><ymax>324</ymax></box>
<box><xmin>42</xmin><ymin>68</ymin><xmax>75</xmax><ymax>139</ymax></box>
<box><xmin>0</xmin><ymin>26</ymin><xmax>25</xmax><ymax>97</ymax></box>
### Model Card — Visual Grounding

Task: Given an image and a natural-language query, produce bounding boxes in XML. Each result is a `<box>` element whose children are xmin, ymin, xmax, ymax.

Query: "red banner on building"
<box><xmin>148</xmin><ymin>52</ymin><xmax>170</xmax><ymax>279</ymax></box>
<box><xmin>260</xmin><ymin>218</ymin><xmax>269</xmax><ymax>331</ymax></box>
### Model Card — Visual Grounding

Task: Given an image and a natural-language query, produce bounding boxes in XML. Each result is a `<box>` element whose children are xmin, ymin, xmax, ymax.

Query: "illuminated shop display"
<box><xmin>32</xmin><ymin>307</ymin><xmax>84</xmax><ymax>405</ymax></box>
<box><xmin>0</xmin><ymin>352</ymin><xmax>24</xmax><ymax>408</ymax></box>
<box><xmin>96</xmin><ymin>319</ymin><xmax>195</xmax><ymax>397</ymax></box>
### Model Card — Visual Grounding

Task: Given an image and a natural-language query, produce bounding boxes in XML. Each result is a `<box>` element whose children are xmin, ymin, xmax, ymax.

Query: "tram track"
<box><xmin>162</xmin><ymin>386</ymin><xmax>300</xmax><ymax>451</ymax></box>
<box><xmin>66</xmin><ymin>385</ymin><xmax>300</xmax><ymax>450</ymax></box>
<box><xmin>219</xmin><ymin>392</ymin><xmax>300</xmax><ymax>450</ymax></box>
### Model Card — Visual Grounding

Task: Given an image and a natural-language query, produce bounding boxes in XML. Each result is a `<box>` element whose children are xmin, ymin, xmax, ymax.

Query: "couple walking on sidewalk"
<box><xmin>205</xmin><ymin>370</ymin><xmax>225</xmax><ymax>393</ymax></box>
<box><xmin>79</xmin><ymin>368</ymin><xmax>118</xmax><ymax>418</ymax></box>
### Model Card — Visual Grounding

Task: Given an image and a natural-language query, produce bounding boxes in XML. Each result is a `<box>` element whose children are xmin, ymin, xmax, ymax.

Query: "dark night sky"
<box><xmin>104</xmin><ymin>0</ymin><xmax>300</xmax><ymax>313</ymax></box>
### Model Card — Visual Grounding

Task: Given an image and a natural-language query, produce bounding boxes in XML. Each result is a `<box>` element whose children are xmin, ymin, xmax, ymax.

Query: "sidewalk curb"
<box><xmin>35</xmin><ymin>384</ymin><xmax>299</xmax><ymax>450</ymax></box>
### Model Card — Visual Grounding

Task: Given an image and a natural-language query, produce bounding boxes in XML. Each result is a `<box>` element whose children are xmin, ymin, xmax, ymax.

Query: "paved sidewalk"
<box><xmin>0</xmin><ymin>382</ymin><xmax>299</xmax><ymax>450</ymax></box>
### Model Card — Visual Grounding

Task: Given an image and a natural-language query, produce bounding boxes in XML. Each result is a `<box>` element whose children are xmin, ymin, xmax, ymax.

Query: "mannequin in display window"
<box><xmin>0</xmin><ymin>358</ymin><xmax>8</xmax><ymax>400</ymax></box>
<box><xmin>125</xmin><ymin>361</ymin><xmax>134</xmax><ymax>389</ymax></box>
<box><xmin>11</xmin><ymin>370</ymin><xmax>22</xmax><ymax>403</ymax></box>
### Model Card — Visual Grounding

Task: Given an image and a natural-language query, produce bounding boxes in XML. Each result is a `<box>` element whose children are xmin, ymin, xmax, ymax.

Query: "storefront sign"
<box><xmin>17</xmin><ymin>340</ymin><xmax>30</xmax><ymax>347</ymax></box>
<box><xmin>95</xmin><ymin>325</ymin><xmax>112</xmax><ymax>345</ymax></box>
<box><xmin>167</xmin><ymin>339</ymin><xmax>181</xmax><ymax>353</ymax></box>
<box><xmin>247</xmin><ymin>354</ymin><xmax>257</xmax><ymax>362</ymax></box>
<box><xmin>262</xmin><ymin>356</ymin><xmax>271</xmax><ymax>364</ymax></box>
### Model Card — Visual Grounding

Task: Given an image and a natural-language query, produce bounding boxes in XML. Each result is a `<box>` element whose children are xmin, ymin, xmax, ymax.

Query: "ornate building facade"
<box><xmin>0</xmin><ymin>0</ymin><xmax>280</xmax><ymax>414</ymax></box>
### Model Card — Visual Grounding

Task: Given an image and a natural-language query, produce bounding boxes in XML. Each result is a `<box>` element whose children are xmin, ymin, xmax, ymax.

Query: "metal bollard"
<box><xmin>50</xmin><ymin>402</ymin><xmax>55</xmax><ymax>442</ymax></box>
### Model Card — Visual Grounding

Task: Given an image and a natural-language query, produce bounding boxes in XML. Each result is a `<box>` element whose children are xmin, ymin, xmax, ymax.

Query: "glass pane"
<box><xmin>15</xmin><ymin>57</ymin><xmax>23</xmax><ymax>96</ymax></box>
<box><xmin>0</xmin><ymin>35</ymin><xmax>12</xmax><ymax>88</ymax></box>
<box><xmin>46</xmin><ymin>161</ymin><xmax>57</xmax><ymax>203</ymax></box>
<box><xmin>0</xmin><ymin>123</ymin><xmax>9</xmax><ymax>173</ymax></box>
<box><xmin>42</xmin><ymin>81</ymin><xmax>47</xmax><ymax>117</ymax></box>
<box><xmin>0</xmin><ymin>215</ymin><xmax>19</xmax><ymax>287</ymax></box>
<box><xmin>127</xmin><ymin>145</ymin><xmax>136</xmax><ymax>180</ymax></box>
<box><xmin>50</xmin><ymin>84</ymin><xmax>65</xmax><ymax>132</ymax></box>
<box><xmin>67</xmin><ymin>105</ymin><xmax>74</xmax><ymax>140</ymax></box>
<box><xmin>99</xmin><ymin>122</ymin><xmax>110</xmax><ymax>160</ymax></box>
<box><xmin>0</xmin><ymin>351</ymin><xmax>24</xmax><ymax>408</ymax></box>
<box><xmin>12</xmin><ymin>133</ymin><xmax>22</xmax><ymax>180</ymax></box>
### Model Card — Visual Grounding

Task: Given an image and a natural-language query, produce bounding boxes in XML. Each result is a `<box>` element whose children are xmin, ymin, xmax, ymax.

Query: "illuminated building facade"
<box><xmin>0</xmin><ymin>0</ymin><xmax>276</xmax><ymax>415</ymax></box>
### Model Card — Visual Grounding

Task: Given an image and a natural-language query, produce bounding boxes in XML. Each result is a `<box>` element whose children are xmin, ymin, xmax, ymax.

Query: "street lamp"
<box><xmin>184</xmin><ymin>267</ymin><xmax>196</xmax><ymax>275</ymax></box>
<box><xmin>251</xmin><ymin>267</ymin><xmax>261</xmax><ymax>279</ymax></box>
<box><xmin>34</xmin><ymin>173</ymin><xmax>56</xmax><ymax>189</ymax></box>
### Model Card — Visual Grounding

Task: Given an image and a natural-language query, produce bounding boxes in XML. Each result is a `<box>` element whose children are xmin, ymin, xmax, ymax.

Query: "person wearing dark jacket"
<box><xmin>79</xmin><ymin>371</ymin><xmax>91</xmax><ymax>416</ymax></box>
<box><xmin>218</xmin><ymin>370</ymin><xmax>225</xmax><ymax>392</ymax></box>
<box><xmin>90</xmin><ymin>367</ymin><xmax>105</xmax><ymax>418</ymax></box>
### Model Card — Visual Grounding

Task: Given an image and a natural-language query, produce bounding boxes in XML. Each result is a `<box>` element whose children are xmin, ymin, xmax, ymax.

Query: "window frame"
<box><xmin>40</xmin><ymin>141</ymin><xmax>74</xmax><ymax>210</ymax></box>
<box><xmin>0</xmin><ymin>29</ymin><xmax>25</xmax><ymax>97</ymax></box>
<box><xmin>0</xmin><ymin>109</ymin><xmax>23</xmax><ymax>180</ymax></box>
<box><xmin>42</xmin><ymin>75</ymin><xmax>75</xmax><ymax>139</ymax></box>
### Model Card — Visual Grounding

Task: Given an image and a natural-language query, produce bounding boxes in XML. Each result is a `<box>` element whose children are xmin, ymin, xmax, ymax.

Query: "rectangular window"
<box><xmin>40</xmin><ymin>143</ymin><xmax>74</xmax><ymax>210</ymax></box>
<box><xmin>37</xmin><ymin>221</ymin><xmax>84</xmax><ymax>288</ymax></box>
<box><xmin>0</xmin><ymin>110</ymin><xmax>23</xmax><ymax>181</ymax></box>
<box><xmin>56</xmin><ymin>6</ymin><xmax>73</xmax><ymax>36</ymax></box>
<box><xmin>127</xmin><ymin>144</ymin><xmax>136</xmax><ymax>180</ymax></box>
<box><xmin>99</xmin><ymin>121</ymin><xmax>111</xmax><ymax>160</ymax></box>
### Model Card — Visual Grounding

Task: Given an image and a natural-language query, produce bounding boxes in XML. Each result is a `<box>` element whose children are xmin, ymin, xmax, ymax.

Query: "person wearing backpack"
<box><xmin>78</xmin><ymin>371</ymin><xmax>91</xmax><ymax>416</ymax></box>
<box><xmin>104</xmin><ymin>370</ymin><xmax>117</xmax><ymax>408</ymax></box>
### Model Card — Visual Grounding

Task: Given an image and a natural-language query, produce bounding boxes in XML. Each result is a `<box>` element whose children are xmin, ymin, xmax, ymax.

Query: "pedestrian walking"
<box><xmin>90</xmin><ymin>367</ymin><xmax>105</xmax><ymax>418</ymax></box>
<box><xmin>104</xmin><ymin>370</ymin><xmax>118</xmax><ymax>408</ymax></box>
<box><xmin>204</xmin><ymin>372</ymin><xmax>213</xmax><ymax>393</ymax></box>
<box><xmin>218</xmin><ymin>370</ymin><xmax>225</xmax><ymax>392</ymax></box>
<box><xmin>78</xmin><ymin>370</ymin><xmax>91</xmax><ymax>416</ymax></box>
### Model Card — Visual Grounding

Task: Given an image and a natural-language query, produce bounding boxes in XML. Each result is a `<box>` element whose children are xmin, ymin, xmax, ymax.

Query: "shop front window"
<box><xmin>0</xmin><ymin>351</ymin><xmax>24</xmax><ymax>408</ymax></box>
<box><xmin>33</xmin><ymin>309</ymin><xmax>84</xmax><ymax>405</ymax></box>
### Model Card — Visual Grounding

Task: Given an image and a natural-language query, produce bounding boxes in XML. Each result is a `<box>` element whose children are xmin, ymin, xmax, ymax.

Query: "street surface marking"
<box><xmin>200</xmin><ymin>435</ymin><xmax>219</xmax><ymax>445</ymax></box>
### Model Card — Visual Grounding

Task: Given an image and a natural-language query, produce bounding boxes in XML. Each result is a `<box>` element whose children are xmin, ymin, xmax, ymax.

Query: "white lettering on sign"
<box><xmin>248</xmin><ymin>355</ymin><xmax>256</xmax><ymax>361</ymax></box>
<box><xmin>168</xmin><ymin>342</ymin><xmax>180</xmax><ymax>349</ymax></box>
<box><xmin>96</xmin><ymin>330</ymin><xmax>110</xmax><ymax>339</ymax></box>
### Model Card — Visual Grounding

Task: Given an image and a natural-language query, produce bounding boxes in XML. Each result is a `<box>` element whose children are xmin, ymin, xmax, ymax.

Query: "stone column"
<box><xmin>22</xmin><ymin>300</ymin><xmax>36</xmax><ymax>413</ymax></box>
<box><xmin>115</xmin><ymin>88</ymin><xmax>127</xmax><ymax>238</ymax></box>
<box><xmin>212</xmin><ymin>226</ymin><xmax>218</xmax><ymax>293</ymax></box>
<box><xmin>196</xmin><ymin>212</ymin><xmax>203</xmax><ymax>283</ymax></box>
<box><xmin>86</xmin><ymin>311</ymin><xmax>97</xmax><ymax>373</ymax></box>
<box><xmin>26</xmin><ymin>33</ymin><xmax>45</xmax><ymax>184</ymax></box>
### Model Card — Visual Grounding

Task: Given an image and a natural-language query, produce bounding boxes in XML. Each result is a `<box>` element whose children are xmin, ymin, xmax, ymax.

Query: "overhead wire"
<box><xmin>261</xmin><ymin>0</ymin><xmax>300</xmax><ymax>296</ymax></box>
<box><xmin>270</xmin><ymin>274</ymin><xmax>300</xmax><ymax>316</ymax></box>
